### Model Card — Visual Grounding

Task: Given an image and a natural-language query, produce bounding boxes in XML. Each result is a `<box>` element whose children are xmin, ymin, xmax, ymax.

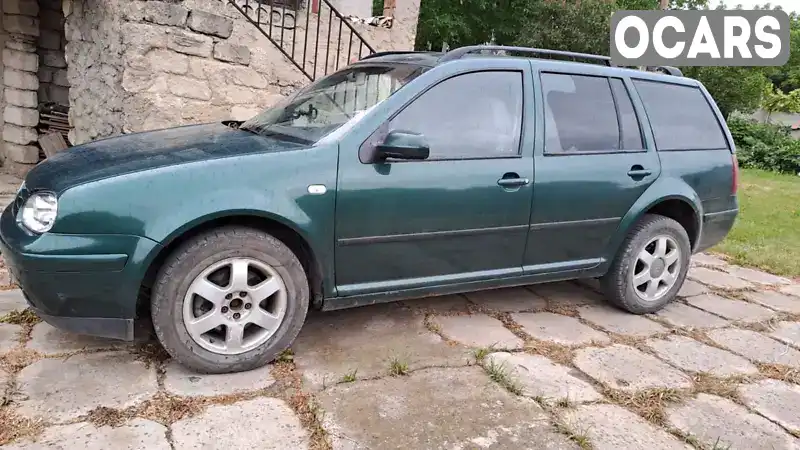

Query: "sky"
<box><xmin>713</xmin><ymin>0</ymin><xmax>799</xmax><ymax>13</ymax></box>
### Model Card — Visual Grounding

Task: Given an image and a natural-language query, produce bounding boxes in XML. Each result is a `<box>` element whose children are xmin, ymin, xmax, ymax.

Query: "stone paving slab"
<box><xmin>739</xmin><ymin>379</ymin><xmax>800</xmax><ymax>432</ymax></box>
<box><xmin>685</xmin><ymin>294</ymin><xmax>776</xmax><ymax>322</ymax></box>
<box><xmin>645</xmin><ymin>335</ymin><xmax>759</xmax><ymax>377</ymax></box>
<box><xmin>3</xmin><ymin>418</ymin><xmax>170</xmax><ymax>450</ymax></box>
<box><xmin>0</xmin><ymin>323</ymin><xmax>21</xmax><ymax>353</ymax></box>
<box><xmin>691</xmin><ymin>253</ymin><xmax>728</xmax><ymax>268</ymax></box>
<box><xmin>725</xmin><ymin>266</ymin><xmax>792</xmax><ymax>285</ymax></box>
<box><xmin>512</xmin><ymin>312</ymin><xmax>610</xmax><ymax>346</ymax></box>
<box><xmin>573</xmin><ymin>344</ymin><xmax>693</xmax><ymax>392</ymax></box>
<box><xmin>171</xmin><ymin>397</ymin><xmax>309</xmax><ymax>450</ymax></box>
<box><xmin>560</xmin><ymin>404</ymin><xmax>691</xmax><ymax>450</ymax></box>
<box><xmin>400</xmin><ymin>294</ymin><xmax>470</xmax><ymax>314</ymax></box>
<box><xmin>162</xmin><ymin>360</ymin><xmax>275</xmax><ymax>397</ymax></box>
<box><xmin>465</xmin><ymin>287</ymin><xmax>547</xmax><ymax>312</ymax></box>
<box><xmin>487</xmin><ymin>352</ymin><xmax>602</xmax><ymax>403</ymax></box>
<box><xmin>432</xmin><ymin>314</ymin><xmax>523</xmax><ymax>350</ymax></box>
<box><xmin>781</xmin><ymin>284</ymin><xmax>800</xmax><ymax>298</ymax></box>
<box><xmin>689</xmin><ymin>267</ymin><xmax>753</xmax><ymax>290</ymax></box>
<box><xmin>678</xmin><ymin>280</ymin><xmax>707</xmax><ymax>298</ymax></box>
<box><xmin>0</xmin><ymin>289</ymin><xmax>26</xmax><ymax>316</ymax></box>
<box><xmin>16</xmin><ymin>351</ymin><xmax>158</xmax><ymax>421</ymax></box>
<box><xmin>577</xmin><ymin>305</ymin><xmax>667</xmax><ymax>336</ymax></box>
<box><xmin>649</xmin><ymin>302</ymin><xmax>730</xmax><ymax>329</ymax></box>
<box><xmin>26</xmin><ymin>323</ymin><xmax>128</xmax><ymax>355</ymax></box>
<box><xmin>707</xmin><ymin>328</ymin><xmax>800</xmax><ymax>368</ymax></box>
<box><xmin>528</xmin><ymin>282</ymin><xmax>604</xmax><ymax>307</ymax></box>
<box><xmin>292</xmin><ymin>304</ymin><xmax>469</xmax><ymax>389</ymax></box>
<box><xmin>316</xmin><ymin>367</ymin><xmax>579</xmax><ymax>450</ymax></box>
<box><xmin>666</xmin><ymin>393</ymin><xmax>799</xmax><ymax>450</ymax></box>
<box><xmin>770</xmin><ymin>321</ymin><xmax>800</xmax><ymax>347</ymax></box>
<box><xmin>744</xmin><ymin>291</ymin><xmax>800</xmax><ymax>314</ymax></box>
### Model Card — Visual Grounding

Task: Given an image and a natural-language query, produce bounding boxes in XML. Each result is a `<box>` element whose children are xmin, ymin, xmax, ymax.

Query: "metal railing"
<box><xmin>227</xmin><ymin>0</ymin><xmax>377</xmax><ymax>81</ymax></box>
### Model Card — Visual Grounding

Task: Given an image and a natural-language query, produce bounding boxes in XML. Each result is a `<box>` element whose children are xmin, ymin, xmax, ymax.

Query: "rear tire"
<box><xmin>151</xmin><ymin>226</ymin><xmax>309</xmax><ymax>374</ymax></box>
<box><xmin>600</xmin><ymin>214</ymin><xmax>691</xmax><ymax>314</ymax></box>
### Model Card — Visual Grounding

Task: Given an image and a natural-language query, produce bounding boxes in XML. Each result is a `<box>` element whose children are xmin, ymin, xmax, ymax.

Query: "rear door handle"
<box><xmin>627</xmin><ymin>167</ymin><xmax>652</xmax><ymax>178</ymax></box>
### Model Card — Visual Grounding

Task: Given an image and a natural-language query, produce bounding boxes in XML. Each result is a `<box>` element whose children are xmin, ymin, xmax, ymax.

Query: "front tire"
<box><xmin>151</xmin><ymin>226</ymin><xmax>309</xmax><ymax>374</ymax></box>
<box><xmin>600</xmin><ymin>214</ymin><xmax>691</xmax><ymax>314</ymax></box>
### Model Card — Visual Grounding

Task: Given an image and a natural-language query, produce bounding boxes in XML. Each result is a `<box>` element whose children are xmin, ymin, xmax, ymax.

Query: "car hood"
<box><xmin>25</xmin><ymin>122</ymin><xmax>309</xmax><ymax>193</ymax></box>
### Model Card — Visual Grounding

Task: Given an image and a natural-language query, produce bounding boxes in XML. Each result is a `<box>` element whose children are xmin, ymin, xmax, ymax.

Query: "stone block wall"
<box><xmin>63</xmin><ymin>0</ymin><xmax>420</xmax><ymax>146</ymax></box>
<box><xmin>37</xmin><ymin>0</ymin><xmax>68</xmax><ymax>105</ymax></box>
<box><xmin>2</xmin><ymin>0</ymin><xmax>40</xmax><ymax>174</ymax></box>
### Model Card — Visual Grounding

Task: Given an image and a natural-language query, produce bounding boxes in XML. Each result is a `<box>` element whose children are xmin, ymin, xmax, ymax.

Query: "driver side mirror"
<box><xmin>376</xmin><ymin>130</ymin><xmax>430</xmax><ymax>161</ymax></box>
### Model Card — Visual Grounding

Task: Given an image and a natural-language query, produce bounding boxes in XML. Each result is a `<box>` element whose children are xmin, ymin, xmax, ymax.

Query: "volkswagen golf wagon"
<box><xmin>0</xmin><ymin>45</ymin><xmax>739</xmax><ymax>373</ymax></box>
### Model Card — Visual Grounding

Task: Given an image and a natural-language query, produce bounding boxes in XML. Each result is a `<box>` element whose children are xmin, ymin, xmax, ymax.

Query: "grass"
<box><xmin>388</xmin><ymin>357</ymin><xmax>409</xmax><ymax>376</ymax></box>
<box><xmin>483</xmin><ymin>359</ymin><xmax>523</xmax><ymax>395</ymax></box>
<box><xmin>0</xmin><ymin>309</ymin><xmax>40</xmax><ymax>326</ymax></box>
<box><xmin>713</xmin><ymin>168</ymin><xmax>800</xmax><ymax>278</ymax></box>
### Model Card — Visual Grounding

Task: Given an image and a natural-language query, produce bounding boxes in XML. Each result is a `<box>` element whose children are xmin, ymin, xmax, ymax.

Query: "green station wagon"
<box><xmin>0</xmin><ymin>46</ymin><xmax>739</xmax><ymax>373</ymax></box>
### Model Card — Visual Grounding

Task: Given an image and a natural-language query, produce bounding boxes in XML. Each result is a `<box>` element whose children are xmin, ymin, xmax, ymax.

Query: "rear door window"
<box><xmin>541</xmin><ymin>73</ymin><xmax>644</xmax><ymax>154</ymax></box>
<box><xmin>632</xmin><ymin>80</ymin><xmax>729</xmax><ymax>151</ymax></box>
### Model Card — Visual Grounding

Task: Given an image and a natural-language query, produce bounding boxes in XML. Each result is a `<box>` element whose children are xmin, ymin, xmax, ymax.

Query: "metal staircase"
<box><xmin>228</xmin><ymin>0</ymin><xmax>377</xmax><ymax>81</ymax></box>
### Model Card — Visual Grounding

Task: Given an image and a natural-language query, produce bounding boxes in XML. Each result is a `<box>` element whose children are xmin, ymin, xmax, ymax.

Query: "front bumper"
<box><xmin>0</xmin><ymin>205</ymin><xmax>161</xmax><ymax>340</ymax></box>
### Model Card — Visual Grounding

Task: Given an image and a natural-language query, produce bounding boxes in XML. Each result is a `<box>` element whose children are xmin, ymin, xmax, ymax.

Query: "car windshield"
<box><xmin>240</xmin><ymin>63</ymin><xmax>427</xmax><ymax>145</ymax></box>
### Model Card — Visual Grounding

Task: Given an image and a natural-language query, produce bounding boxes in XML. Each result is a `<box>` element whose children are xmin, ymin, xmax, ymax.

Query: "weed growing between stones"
<box><xmin>0</xmin><ymin>348</ymin><xmax>40</xmax><ymax>374</ymax></box>
<box><xmin>757</xmin><ymin>363</ymin><xmax>800</xmax><ymax>384</ymax></box>
<box><xmin>340</xmin><ymin>369</ymin><xmax>357</xmax><ymax>383</ymax></box>
<box><xmin>0</xmin><ymin>309</ymin><xmax>40</xmax><ymax>326</ymax></box>
<box><xmin>602</xmin><ymin>387</ymin><xmax>685</xmax><ymax>426</ymax></box>
<box><xmin>130</xmin><ymin>342</ymin><xmax>171</xmax><ymax>368</ymax></box>
<box><xmin>691</xmin><ymin>373</ymin><xmax>751</xmax><ymax>402</ymax></box>
<box><xmin>272</xmin><ymin>359</ymin><xmax>332</xmax><ymax>450</ymax></box>
<box><xmin>522</xmin><ymin>339</ymin><xmax>574</xmax><ymax>366</ymax></box>
<box><xmin>481</xmin><ymin>358</ymin><xmax>522</xmax><ymax>395</ymax></box>
<box><xmin>276</xmin><ymin>348</ymin><xmax>294</xmax><ymax>363</ymax></box>
<box><xmin>388</xmin><ymin>357</ymin><xmax>409</xmax><ymax>376</ymax></box>
<box><xmin>0</xmin><ymin>407</ymin><xmax>44</xmax><ymax>445</ymax></box>
<box><xmin>552</xmin><ymin>416</ymin><xmax>593</xmax><ymax>450</ymax></box>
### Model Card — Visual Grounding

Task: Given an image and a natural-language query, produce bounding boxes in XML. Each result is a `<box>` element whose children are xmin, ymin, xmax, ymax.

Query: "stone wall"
<box><xmin>2</xmin><ymin>0</ymin><xmax>41</xmax><ymax>175</ymax></box>
<box><xmin>63</xmin><ymin>0</ymin><xmax>420</xmax><ymax>145</ymax></box>
<box><xmin>37</xmin><ymin>0</ymin><xmax>68</xmax><ymax>105</ymax></box>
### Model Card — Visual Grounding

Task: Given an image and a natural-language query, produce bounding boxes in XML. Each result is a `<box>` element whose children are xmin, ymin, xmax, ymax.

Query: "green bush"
<box><xmin>726</xmin><ymin>117</ymin><xmax>800</xmax><ymax>174</ymax></box>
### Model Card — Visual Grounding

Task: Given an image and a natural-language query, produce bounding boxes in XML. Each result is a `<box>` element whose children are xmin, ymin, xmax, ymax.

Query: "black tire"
<box><xmin>151</xmin><ymin>226</ymin><xmax>309</xmax><ymax>374</ymax></box>
<box><xmin>600</xmin><ymin>214</ymin><xmax>691</xmax><ymax>314</ymax></box>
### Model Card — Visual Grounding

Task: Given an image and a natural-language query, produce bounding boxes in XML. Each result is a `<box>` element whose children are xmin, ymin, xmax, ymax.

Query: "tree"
<box><xmin>682</xmin><ymin>66</ymin><xmax>771</xmax><ymax>118</ymax></box>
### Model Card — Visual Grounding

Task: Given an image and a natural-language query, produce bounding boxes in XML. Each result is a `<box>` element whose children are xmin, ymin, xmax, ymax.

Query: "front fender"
<box><xmin>54</xmin><ymin>146</ymin><xmax>339</xmax><ymax>294</ymax></box>
<box><xmin>605</xmin><ymin>176</ymin><xmax>703</xmax><ymax>263</ymax></box>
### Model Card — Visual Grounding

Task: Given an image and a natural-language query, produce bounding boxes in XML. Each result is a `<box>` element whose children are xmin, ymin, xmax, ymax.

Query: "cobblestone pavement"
<box><xmin>1</xmin><ymin>253</ymin><xmax>800</xmax><ymax>449</ymax></box>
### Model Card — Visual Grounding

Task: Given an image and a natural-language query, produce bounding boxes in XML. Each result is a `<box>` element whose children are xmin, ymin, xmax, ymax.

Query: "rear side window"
<box><xmin>632</xmin><ymin>80</ymin><xmax>728</xmax><ymax>151</ymax></box>
<box><xmin>542</xmin><ymin>73</ymin><xmax>644</xmax><ymax>154</ymax></box>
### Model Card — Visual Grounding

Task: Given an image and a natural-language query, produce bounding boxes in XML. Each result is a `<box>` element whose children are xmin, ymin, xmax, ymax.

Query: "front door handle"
<box><xmin>497</xmin><ymin>173</ymin><xmax>530</xmax><ymax>188</ymax></box>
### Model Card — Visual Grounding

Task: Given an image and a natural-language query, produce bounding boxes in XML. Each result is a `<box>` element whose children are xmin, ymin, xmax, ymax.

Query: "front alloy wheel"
<box><xmin>183</xmin><ymin>257</ymin><xmax>288</xmax><ymax>355</ymax></box>
<box><xmin>151</xmin><ymin>226</ymin><xmax>309</xmax><ymax>374</ymax></box>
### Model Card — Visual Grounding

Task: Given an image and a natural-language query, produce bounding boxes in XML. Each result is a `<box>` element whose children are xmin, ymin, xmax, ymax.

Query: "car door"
<box><xmin>524</xmin><ymin>66</ymin><xmax>661</xmax><ymax>272</ymax></box>
<box><xmin>334</xmin><ymin>60</ymin><xmax>535</xmax><ymax>296</ymax></box>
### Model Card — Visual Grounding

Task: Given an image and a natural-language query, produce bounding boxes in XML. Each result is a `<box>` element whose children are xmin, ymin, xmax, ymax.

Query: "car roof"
<box><xmin>354</xmin><ymin>46</ymin><xmax>694</xmax><ymax>86</ymax></box>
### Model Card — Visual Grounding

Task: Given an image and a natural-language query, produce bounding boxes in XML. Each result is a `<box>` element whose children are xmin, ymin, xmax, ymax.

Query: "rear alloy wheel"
<box><xmin>601</xmin><ymin>214</ymin><xmax>691</xmax><ymax>314</ymax></box>
<box><xmin>152</xmin><ymin>226</ymin><xmax>309</xmax><ymax>374</ymax></box>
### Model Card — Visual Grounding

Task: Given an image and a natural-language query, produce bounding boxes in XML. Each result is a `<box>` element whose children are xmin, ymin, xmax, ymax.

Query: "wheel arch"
<box><xmin>607</xmin><ymin>181</ymin><xmax>704</xmax><ymax>267</ymax></box>
<box><xmin>137</xmin><ymin>211</ymin><xmax>327</xmax><ymax>318</ymax></box>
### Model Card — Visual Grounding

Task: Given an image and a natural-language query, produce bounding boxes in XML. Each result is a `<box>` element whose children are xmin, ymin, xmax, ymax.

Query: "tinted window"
<box><xmin>542</xmin><ymin>73</ymin><xmax>620</xmax><ymax>153</ymax></box>
<box><xmin>633</xmin><ymin>80</ymin><xmax>728</xmax><ymax>151</ymax></box>
<box><xmin>610</xmin><ymin>78</ymin><xmax>644</xmax><ymax>150</ymax></box>
<box><xmin>387</xmin><ymin>71</ymin><xmax>523</xmax><ymax>159</ymax></box>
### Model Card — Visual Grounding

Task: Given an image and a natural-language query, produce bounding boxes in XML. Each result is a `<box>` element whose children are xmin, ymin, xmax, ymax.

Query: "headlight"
<box><xmin>18</xmin><ymin>192</ymin><xmax>58</xmax><ymax>233</ymax></box>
